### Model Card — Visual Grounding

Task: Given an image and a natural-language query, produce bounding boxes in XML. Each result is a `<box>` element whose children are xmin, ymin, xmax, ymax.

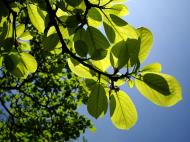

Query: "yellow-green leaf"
<box><xmin>142</xmin><ymin>62</ymin><xmax>162</xmax><ymax>73</ymax></box>
<box><xmin>110</xmin><ymin>90</ymin><xmax>138</xmax><ymax>130</ymax></box>
<box><xmin>106</xmin><ymin>4</ymin><xmax>129</xmax><ymax>17</ymax></box>
<box><xmin>135</xmin><ymin>72</ymin><xmax>182</xmax><ymax>107</ymax></box>
<box><xmin>137</xmin><ymin>27</ymin><xmax>153</xmax><ymax>63</ymax></box>
<box><xmin>19</xmin><ymin>31</ymin><xmax>33</xmax><ymax>40</ymax></box>
<box><xmin>4</xmin><ymin>52</ymin><xmax>37</xmax><ymax>78</ymax></box>
<box><xmin>16</xmin><ymin>24</ymin><xmax>25</xmax><ymax>37</ymax></box>
<box><xmin>88</xmin><ymin>8</ymin><xmax>102</xmax><ymax>27</ymax></box>
<box><xmin>20</xmin><ymin>52</ymin><xmax>37</xmax><ymax>73</ymax></box>
<box><xmin>27</xmin><ymin>4</ymin><xmax>47</xmax><ymax>33</ymax></box>
<box><xmin>68</xmin><ymin>58</ymin><xmax>95</xmax><ymax>78</ymax></box>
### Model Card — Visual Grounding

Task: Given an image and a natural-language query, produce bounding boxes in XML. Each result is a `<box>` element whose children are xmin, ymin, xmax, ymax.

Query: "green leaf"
<box><xmin>86</xmin><ymin>26</ymin><xmax>110</xmax><ymax>55</ymax></box>
<box><xmin>59</xmin><ymin>15</ymin><xmax>79</xmax><ymax>28</ymax></box>
<box><xmin>88</xmin><ymin>8</ymin><xmax>102</xmax><ymax>27</ymax></box>
<box><xmin>42</xmin><ymin>33</ymin><xmax>61</xmax><ymax>51</ymax></box>
<box><xmin>4</xmin><ymin>52</ymin><xmax>37</xmax><ymax>78</ymax></box>
<box><xmin>137</xmin><ymin>27</ymin><xmax>153</xmax><ymax>63</ymax></box>
<box><xmin>16</xmin><ymin>24</ymin><xmax>25</xmax><ymax>38</ymax></box>
<box><xmin>27</xmin><ymin>4</ymin><xmax>47</xmax><ymax>33</ymax></box>
<box><xmin>0</xmin><ymin>56</ymin><xmax>3</xmax><ymax>67</ymax></box>
<box><xmin>110</xmin><ymin>14</ymin><xmax>127</xmax><ymax>26</ymax></box>
<box><xmin>103</xmin><ymin>21</ymin><xmax>115</xmax><ymax>43</ymax></box>
<box><xmin>74</xmin><ymin>40</ymin><xmax>88</xmax><ymax>57</ymax></box>
<box><xmin>18</xmin><ymin>31</ymin><xmax>33</xmax><ymax>40</ymax></box>
<box><xmin>128</xmin><ymin>80</ymin><xmax>135</xmax><ymax>88</ymax></box>
<box><xmin>87</xmin><ymin>83</ymin><xmax>108</xmax><ymax>119</ymax></box>
<box><xmin>103</xmin><ymin>13</ymin><xmax>138</xmax><ymax>43</ymax></box>
<box><xmin>91</xmin><ymin>48</ymin><xmax>108</xmax><ymax>60</ymax></box>
<box><xmin>142</xmin><ymin>62</ymin><xmax>162</xmax><ymax>73</ymax></box>
<box><xmin>110</xmin><ymin>40</ymin><xmax>130</xmax><ymax>70</ymax></box>
<box><xmin>0</xmin><ymin>18</ymin><xmax>14</xmax><ymax>48</ymax></box>
<box><xmin>20</xmin><ymin>52</ymin><xmax>38</xmax><ymax>73</ymax></box>
<box><xmin>88</xmin><ymin>0</ymin><xmax>110</xmax><ymax>5</ymax></box>
<box><xmin>110</xmin><ymin>90</ymin><xmax>138</xmax><ymax>130</ymax></box>
<box><xmin>127</xmin><ymin>38</ymin><xmax>141</xmax><ymax>67</ymax></box>
<box><xmin>65</xmin><ymin>0</ymin><xmax>82</xmax><ymax>7</ymax></box>
<box><xmin>92</xmin><ymin>48</ymin><xmax>111</xmax><ymax>72</ymax></box>
<box><xmin>135</xmin><ymin>72</ymin><xmax>182</xmax><ymax>107</ymax></box>
<box><xmin>68</xmin><ymin>58</ymin><xmax>95</xmax><ymax>78</ymax></box>
<box><xmin>106</xmin><ymin>4</ymin><xmax>129</xmax><ymax>17</ymax></box>
<box><xmin>18</xmin><ymin>42</ymin><xmax>31</xmax><ymax>51</ymax></box>
<box><xmin>89</xmin><ymin>127</ymin><xmax>96</xmax><ymax>132</ymax></box>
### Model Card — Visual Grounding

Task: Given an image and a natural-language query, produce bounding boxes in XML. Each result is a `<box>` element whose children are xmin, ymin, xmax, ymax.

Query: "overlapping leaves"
<box><xmin>0</xmin><ymin>0</ymin><xmax>182</xmax><ymax>131</ymax></box>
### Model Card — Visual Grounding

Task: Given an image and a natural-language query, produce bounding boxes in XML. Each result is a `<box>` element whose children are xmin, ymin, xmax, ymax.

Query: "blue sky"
<box><xmin>78</xmin><ymin>0</ymin><xmax>190</xmax><ymax>142</ymax></box>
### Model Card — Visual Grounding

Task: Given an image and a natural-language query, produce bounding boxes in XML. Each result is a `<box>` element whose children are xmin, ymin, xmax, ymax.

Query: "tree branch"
<box><xmin>44</xmin><ymin>0</ymin><xmax>130</xmax><ymax>83</ymax></box>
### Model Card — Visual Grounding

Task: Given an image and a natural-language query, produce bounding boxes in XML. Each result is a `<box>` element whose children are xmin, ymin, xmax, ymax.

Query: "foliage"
<box><xmin>0</xmin><ymin>40</ymin><xmax>93</xmax><ymax>141</ymax></box>
<box><xmin>0</xmin><ymin>0</ymin><xmax>182</xmax><ymax>135</ymax></box>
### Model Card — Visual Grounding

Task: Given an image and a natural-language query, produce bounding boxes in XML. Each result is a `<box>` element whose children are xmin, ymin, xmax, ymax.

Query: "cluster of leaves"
<box><xmin>0</xmin><ymin>0</ymin><xmax>182</xmax><ymax>132</ymax></box>
<box><xmin>0</xmin><ymin>40</ymin><xmax>93</xmax><ymax>141</ymax></box>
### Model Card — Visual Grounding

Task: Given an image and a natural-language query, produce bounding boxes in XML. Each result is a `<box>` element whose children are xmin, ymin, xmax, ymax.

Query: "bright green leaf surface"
<box><xmin>103</xmin><ymin>13</ymin><xmax>138</xmax><ymax>43</ymax></box>
<box><xmin>106</xmin><ymin>4</ymin><xmax>129</xmax><ymax>17</ymax></box>
<box><xmin>27</xmin><ymin>4</ymin><xmax>47</xmax><ymax>33</ymax></box>
<box><xmin>4</xmin><ymin>52</ymin><xmax>37</xmax><ymax>78</ymax></box>
<box><xmin>137</xmin><ymin>27</ymin><xmax>153</xmax><ymax>63</ymax></box>
<box><xmin>16</xmin><ymin>24</ymin><xmax>25</xmax><ymax>38</ymax></box>
<box><xmin>68</xmin><ymin>58</ymin><xmax>95</xmax><ymax>78</ymax></box>
<box><xmin>20</xmin><ymin>52</ymin><xmax>38</xmax><ymax>73</ymax></box>
<box><xmin>19</xmin><ymin>31</ymin><xmax>33</xmax><ymax>40</ymax></box>
<box><xmin>110</xmin><ymin>90</ymin><xmax>138</xmax><ymax>130</ymax></box>
<box><xmin>135</xmin><ymin>72</ymin><xmax>182</xmax><ymax>106</ymax></box>
<box><xmin>128</xmin><ymin>80</ymin><xmax>134</xmax><ymax>88</ymax></box>
<box><xmin>18</xmin><ymin>42</ymin><xmax>31</xmax><ymax>51</ymax></box>
<box><xmin>142</xmin><ymin>62</ymin><xmax>162</xmax><ymax>73</ymax></box>
<box><xmin>88</xmin><ymin>8</ymin><xmax>102</xmax><ymax>27</ymax></box>
<box><xmin>0</xmin><ymin>57</ymin><xmax>3</xmax><ymax>67</ymax></box>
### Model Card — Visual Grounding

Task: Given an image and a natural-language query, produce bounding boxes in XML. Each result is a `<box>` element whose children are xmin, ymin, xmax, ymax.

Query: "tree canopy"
<box><xmin>0</xmin><ymin>0</ymin><xmax>182</xmax><ymax>141</ymax></box>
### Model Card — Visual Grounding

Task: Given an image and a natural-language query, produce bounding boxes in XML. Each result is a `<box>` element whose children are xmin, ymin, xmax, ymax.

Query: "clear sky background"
<box><xmin>78</xmin><ymin>0</ymin><xmax>190</xmax><ymax>142</ymax></box>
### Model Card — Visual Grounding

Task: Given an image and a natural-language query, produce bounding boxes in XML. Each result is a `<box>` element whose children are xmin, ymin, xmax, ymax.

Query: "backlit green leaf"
<box><xmin>87</xmin><ymin>83</ymin><xmax>108</xmax><ymax>119</ymax></box>
<box><xmin>106</xmin><ymin>4</ymin><xmax>129</xmax><ymax>17</ymax></box>
<box><xmin>103</xmin><ymin>21</ymin><xmax>115</xmax><ymax>43</ymax></box>
<box><xmin>27</xmin><ymin>4</ymin><xmax>47</xmax><ymax>33</ymax></box>
<box><xmin>128</xmin><ymin>80</ymin><xmax>134</xmax><ymax>88</ymax></box>
<box><xmin>142</xmin><ymin>62</ymin><xmax>162</xmax><ymax>73</ymax></box>
<box><xmin>110</xmin><ymin>40</ymin><xmax>130</xmax><ymax>70</ymax></box>
<box><xmin>4</xmin><ymin>52</ymin><xmax>37</xmax><ymax>78</ymax></box>
<box><xmin>92</xmin><ymin>48</ymin><xmax>111</xmax><ymax>72</ymax></box>
<box><xmin>86</xmin><ymin>26</ymin><xmax>110</xmax><ymax>59</ymax></box>
<box><xmin>110</xmin><ymin>90</ymin><xmax>138</xmax><ymax>130</ymax></box>
<box><xmin>103</xmin><ymin>13</ymin><xmax>138</xmax><ymax>43</ymax></box>
<box><xmin>16</xmin><ymin>24</ymin><xmax>25</xmax><ymax>37</ymax></box>
<box><xmin>19</xmin><ymin>31</ymin><xmax>33</xmax><ymax>40</ymax></box>
<box><xmin>68</xmin><ymin>58</ymin><xmax>95</xmax><ymax>78</ymax></box>
<box><xmin>137</xmin><ymin>27</ymin><xmax>153</xmax><ymax>63</ymax></box>
<box><xmin>18</xmin><ymin>42</ymin><xmax>31</xmax><ymax>51</ymax></box>
<box><xmin>43</xmin><ymin>33</ymin><xmax>61</xmax><ymax>51</ymax></box>
<box><xmin>135</xmin><ymin>72</ymin><xmax>182</xmax><ymax>106</ymax></box>
<box><xmin>88</xmin><ymin>8</ymin><xmax>102</xmax><ymax>27</ymax></box>
<box><xmin>20</xmin><ymin>52</ymin><xmax>38</xmax><ymax>73</ymax></box>
<box><xmin>74</xmin><ymin>40</ymin><xmax>88</xmax><ymax>57</ymax></box>
<box><xmin>0</xmin><ymin>57</ymin><xmax>3</xmax><ymax>67</ymax></box>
